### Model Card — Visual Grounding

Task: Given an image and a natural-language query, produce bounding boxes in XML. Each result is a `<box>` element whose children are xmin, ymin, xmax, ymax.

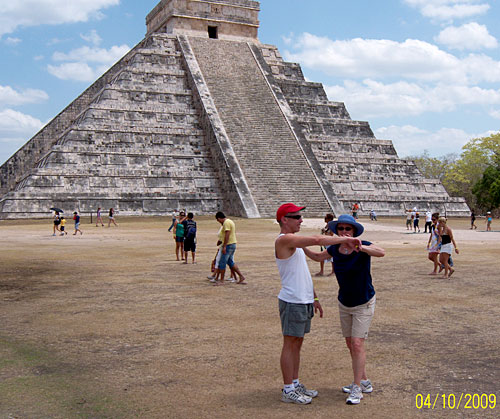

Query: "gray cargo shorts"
<box><xmin>279</xmin><ymin>299</ymin><xmax>314</xmax><ymax>337</ymax></box>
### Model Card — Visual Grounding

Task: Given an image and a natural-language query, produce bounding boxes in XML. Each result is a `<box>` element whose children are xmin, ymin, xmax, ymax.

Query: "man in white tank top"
<box><xmin>275</xmin><ymin>203</ymin><xmax>362</xmax><ymax>404</ymax></box>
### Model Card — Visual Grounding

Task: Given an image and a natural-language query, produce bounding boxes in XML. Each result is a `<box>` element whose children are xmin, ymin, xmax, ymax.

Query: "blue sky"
<box><xmin>1</xmin><ymin>0</ymin><xmax>499</xmax><ymax>165</ymax></box>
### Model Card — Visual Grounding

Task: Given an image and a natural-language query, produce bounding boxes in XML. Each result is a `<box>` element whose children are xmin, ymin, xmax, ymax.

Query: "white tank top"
<box><xmin>276</xmin><ymin>234</ymin><xmax>314</xmax><ymax>304</ymax></box>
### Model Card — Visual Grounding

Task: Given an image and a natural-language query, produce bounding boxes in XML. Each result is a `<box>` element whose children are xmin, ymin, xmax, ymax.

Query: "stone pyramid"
<box><xmin>0</xmin><ymin>0</ymin><xmax>469</xmax><ymax>219</ymax></box>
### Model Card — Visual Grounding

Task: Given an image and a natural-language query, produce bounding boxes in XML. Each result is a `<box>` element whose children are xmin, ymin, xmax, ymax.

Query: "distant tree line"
<box><xmin>405</xmin><ymin>133</ymin><xmax>500</xmax><ymax>215</ymax></box>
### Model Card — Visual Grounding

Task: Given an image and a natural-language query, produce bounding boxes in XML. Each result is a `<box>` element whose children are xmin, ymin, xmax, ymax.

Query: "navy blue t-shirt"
<box><xmin>182</xmin><ymin>219</ymin><xmax>196</xmax><ymax>239</ymax></box>
<box><xmin>327</xmin><ymin>240</ymin><xmax>375</xmax><ymax>307</ymax></box>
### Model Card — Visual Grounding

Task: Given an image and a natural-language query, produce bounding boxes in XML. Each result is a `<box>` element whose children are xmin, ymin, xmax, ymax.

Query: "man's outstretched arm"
<box><xmin>278</xmin><ymin>234</ymin><xmax>361</xmax><ymax>250</ymax></box>
<box><xmin>303</xmin><ymin>247</ymin><xmax>330</xmax><ymax>262</ymax></box>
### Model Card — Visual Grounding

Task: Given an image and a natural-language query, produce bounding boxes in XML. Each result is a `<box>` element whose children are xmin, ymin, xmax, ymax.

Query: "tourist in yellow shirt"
<box><xmin>59</xmin><ymin>217</ymin><xmax>68</xmax><ymax>236</ymax></box>
<box><xmin>213</xmin><ymin>211</ymin><xmax>246</xmax><ymax>285</ymax></box>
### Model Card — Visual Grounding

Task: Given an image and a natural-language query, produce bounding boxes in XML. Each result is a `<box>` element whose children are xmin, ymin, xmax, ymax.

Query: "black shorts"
<box><xmin>184</xmin><ymin>238</ymin><xmax>196</xmax><ymax>252</ymax></box>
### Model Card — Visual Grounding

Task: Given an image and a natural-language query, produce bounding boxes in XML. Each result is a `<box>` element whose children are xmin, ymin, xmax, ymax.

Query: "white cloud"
<box><xmin>48</xmin><ymin>44</ymin><xmax>130</xmax><ymax>82</ymax></box>
<box><xmin>47</xmin><ymin>62</ymin><xmax>97</xmax><ymax>82</ymax></box>
<box><xmin>489</xmin><ymin>109</ymin><xmax>500</xmax><ymax>119</ymax></box>
<box><xmin>326</xmin><ymin>80</ymin><xmax>429</xmax><ymax>118</ymax></box>
<box><xmin>284</xmin><ymin>34</ymin><xmax>468</xmax><ymax>83</ymax></box>
<box><xmin>436</xmin><ymin>22</ymin><xmax>498</xmax><ymax>50</ymax></box>
<box><xmin>52</xmin><ymin>44</ymin><xmax>129</xmax><ymax>64</ymax></box>
<box><xmin>282</xmin><ymin>33</ymin><xmax>294</xmax><ymax>46</ymax></box>
<box><xmin>0</xmin><ymin>110</ymin><xmax>46</xmax><ymax>165</ymax></box>
<box><xmin>81</xmin><ymin>29</ymin><xmax>102</xmax><ymax>46</ymax></box>
<box><xmin>375</xmin><ymin>124</ymin><xmax>479</xmax><ymax>156</ymax></box>
<box><xmin>0</xmin><ymin>109</ymin><xmax>46</xmax><ymax>164</ymax></box>
<box><xmin>0</xmin><ymin>86</ymin><xmax>49</xmax><ymax>106</ymax></box>
<box><xmin>47</xmin><ymin>37</ymin><xmax>69</xmax><ymax>46</ymax></box>
<box><xmin>285</xmin><ymin>33</ymin><xmax>500</xmax><ymax>85</ymax></box>
<box><xmin>325</xmin><ymin>80</ymin><xmax>500</xmax><ymax>119</ymax></box>
<box><xmin>0</xmin><ymin>0</ymin><xmax>120</xmax><ymax>37</ymax></box>
<box><xmin>461</xmin><ymin>54</ymin><xmax>500</xmax><ymax>83</ymax></box>
<box><xmin>403</xmin><ymin>0</ymin><xmax>490</xmax><ymax>21</ymax></box>
<box><xmin>0</xmin><ymin>109</ymin><xmax>43</xmax><ymax>133</ymax></box>
<box><xmin>4</xmin><ymin>37</ymin><xmax>21</xmax><ymax>46</ymax></box>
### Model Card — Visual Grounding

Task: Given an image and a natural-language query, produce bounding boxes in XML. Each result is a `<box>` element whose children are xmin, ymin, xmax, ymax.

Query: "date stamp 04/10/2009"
<box><xmin>416</xmin><ymin>393</ymin><xmax>496</xmax><ymax>410</ymax></box>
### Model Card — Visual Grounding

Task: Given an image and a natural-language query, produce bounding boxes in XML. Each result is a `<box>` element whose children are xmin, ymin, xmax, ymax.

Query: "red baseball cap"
<box><xmin>276</xmin><ymin>203</ymin><xmax>306</xmax><ymax>222</ymax></box>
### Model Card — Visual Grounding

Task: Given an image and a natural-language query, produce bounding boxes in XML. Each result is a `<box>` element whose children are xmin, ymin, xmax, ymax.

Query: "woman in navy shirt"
<box><xmin>304</xmin><ymin>214</ymin><xmax>384</xmax><ymax>405</ymax></box>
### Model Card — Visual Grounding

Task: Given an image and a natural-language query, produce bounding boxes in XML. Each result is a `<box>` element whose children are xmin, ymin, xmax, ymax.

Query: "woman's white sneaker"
<box><xmin>342</xmin><ymin>379</ymin><xmax>373</xmax><ymax>393</ymax></box>
<box><xmin>346</xmin><ymin>384</ymin><xmax>363</xmax><ymax>404</ymax></box>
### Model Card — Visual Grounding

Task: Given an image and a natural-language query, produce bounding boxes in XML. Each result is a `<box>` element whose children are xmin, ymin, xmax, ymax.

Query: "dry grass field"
<box><xmin>0</xmin><ymin>215</ymin><xmax>499</xmax><ymax>418</ymax></box>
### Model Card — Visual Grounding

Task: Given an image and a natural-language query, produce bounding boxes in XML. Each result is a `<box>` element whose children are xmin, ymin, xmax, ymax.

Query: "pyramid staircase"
<box><xmin>184</xmin><ymin>37</ymin><xmax>338</xmax><ymax>217</ymax></box>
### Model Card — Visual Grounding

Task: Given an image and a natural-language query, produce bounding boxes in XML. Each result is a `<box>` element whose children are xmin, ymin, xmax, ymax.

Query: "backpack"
<box><xmin>185</xmin><ymin>221</ymin><xmax>197</xmax><ymax>239</ymax></box>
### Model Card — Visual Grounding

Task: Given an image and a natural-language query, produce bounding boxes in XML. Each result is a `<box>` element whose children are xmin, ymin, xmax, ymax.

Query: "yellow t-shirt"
<box><xmin>60</xmin><ymin>219</ymin><xmax>66</xmax><ymax>227</ymax></box>
<box><xmin>218</xmin><ymin>219</ymin><xmax>237</xmax><ymax>245</ymax></box>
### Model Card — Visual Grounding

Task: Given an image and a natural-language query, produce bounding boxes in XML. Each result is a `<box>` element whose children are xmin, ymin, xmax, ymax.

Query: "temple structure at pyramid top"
<box><xmin>146</xmin><ymin>0</ymin><xmax>260</xmax><ymax>40</ymax></box>
<box><xmin>0</xmin><ymin>0</ymin><xmax>469</xmax><ymax>219</ymax></box>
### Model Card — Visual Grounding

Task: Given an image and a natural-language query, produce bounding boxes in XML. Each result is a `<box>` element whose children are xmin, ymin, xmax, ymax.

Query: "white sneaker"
<box><xmin>281</xmin><ymin>390</ymin><xmax>312</xmax><ymax>404</ymax></box>
<box><xmin>342</xmin><ymin>379</ymin><xmax>373</xmax><ymax>393</ymax></box>
<box><xmin>226</xmin><ymin>277</ymin><xmax>236</xmax><ymax>283</ymax></box>
<box><xmin>346</xmin><ymin>384</ymin><xmax>363</xmax><ymax>405</ymax></box>
<box><xmin>295</xmin><ymin>383</ymin><xmax>318</xmax><ymax>398</ymax></box>
<box><xmin>209</xmin><ymin>278</ymin><xmax>217</xmax><ymax>283</ymax></box>
<box><xmin>207</xmin><ymin>275</ymin><xmax>216</xmax><ymax>280</ymax></box>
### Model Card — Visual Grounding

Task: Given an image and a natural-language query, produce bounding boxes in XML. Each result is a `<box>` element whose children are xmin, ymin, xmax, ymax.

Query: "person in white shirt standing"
<box><xmin>275</xmin><ymin>203</ymin><xmax>361</xmax><ymax>405</ymax></box>
<box><xmin>424</xmin><ymin>210</ymin><xmax>433</xmax><ymax>233</ymax></box>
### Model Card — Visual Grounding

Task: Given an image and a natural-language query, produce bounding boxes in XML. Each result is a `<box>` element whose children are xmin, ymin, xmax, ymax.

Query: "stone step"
<box><xmin>289</xmin><ymin>102</ymin><xmax>350</xmax><ymax>119</ymax></box>
<box><xmin>189</xmin><ymin>37</ymin><xmax>332</xmax><ymax>216</ymax></box>
<box><xmin>308</xmin><ymin>135</ymin><xmax>394</xmax><ymax>145</ymax></box>
<box><xmin>102</xmin><ymin>87</ymin><xmax>194</xmax><ymax>99</ymax></box>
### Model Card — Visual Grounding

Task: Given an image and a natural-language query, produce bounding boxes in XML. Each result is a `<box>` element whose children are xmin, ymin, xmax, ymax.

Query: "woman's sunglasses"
<box><xmin>337</xmin><ymin>226</ymin><xmax>352</xmax><ymax>231</ymax></box>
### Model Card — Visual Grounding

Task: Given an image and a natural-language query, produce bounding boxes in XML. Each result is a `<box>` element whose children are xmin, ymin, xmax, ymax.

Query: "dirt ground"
<box><xmin>0</xmin><ymin>215</ymin><xmax>499</xmax><ymax>418</ymax></box>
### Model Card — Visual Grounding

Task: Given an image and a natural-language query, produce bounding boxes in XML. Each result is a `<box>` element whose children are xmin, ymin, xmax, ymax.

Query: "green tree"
<box><xmin>472</xmin><ymin>164</ymin><xmax>500</xmax><ymax>210</ymax></box>
<box><xmin>406</xmin><ymin>133</ymin><xmax>500</xmax><ymax>210</ymax></box>
<box><xmin>443</xmin><ymin>133</ymin><xmax>500</xmax><ymax>209</ymax></box>
<box><xmin>406</xmin><ymin>150</ymin><xmax>457</xmax><ymax>181</ymax></box>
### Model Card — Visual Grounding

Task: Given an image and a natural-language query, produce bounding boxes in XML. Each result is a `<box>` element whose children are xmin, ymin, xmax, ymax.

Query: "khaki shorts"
<box><xmin>338</xmin><ymin>296</ymin><xmax>376</xmax><ymax>339</ymax></box>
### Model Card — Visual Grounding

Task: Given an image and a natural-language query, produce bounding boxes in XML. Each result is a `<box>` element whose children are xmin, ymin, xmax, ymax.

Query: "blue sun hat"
<box><xmin>328</xmin><ymin>214</ymin><xmax>364</xmax><ymax>237</ymax></box>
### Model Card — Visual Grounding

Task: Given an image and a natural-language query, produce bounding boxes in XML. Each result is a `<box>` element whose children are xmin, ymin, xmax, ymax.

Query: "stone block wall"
<box><xmin>0</xmin><ymin>44</ymin><xmax>141</xmax><ymax>197</ymax></box>
<box><xmin>0</xmin><ymin>34</ymin><xmax>226</xmax><ymax>218</ymax></box>
<box><xmin>147</xmin><ymin>0</ymin><xmax>260</xmax><ymax>40</ymax></box>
